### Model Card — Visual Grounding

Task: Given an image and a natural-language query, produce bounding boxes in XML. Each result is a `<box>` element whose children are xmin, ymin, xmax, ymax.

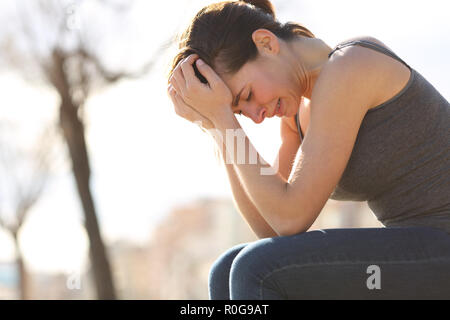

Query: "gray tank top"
<box><xmin>295</xmin><ymin>39</ymin><xmax>450</xmax><ymax>234</ymax></box>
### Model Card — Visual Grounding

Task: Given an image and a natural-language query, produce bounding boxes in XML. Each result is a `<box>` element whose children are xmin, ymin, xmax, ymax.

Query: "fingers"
<box><xmin>168</xmin><ymin>81</ymin><xmax>213</xmax><ymax>130</ymax></box>
<box><xmin>180</xmin><ymin>54</ymin><xmax>199</xmax><ymax>87</ymax></box>
<box><xmin>167</xmin><ymin>83</ymin><xmax>177</xmax><ymax>105</ymax></box>
<box><xmin>169</xmin><ymin>54</ymin><xmax>201</xmax><ymax>103</ymax></box>
<box><xmin>172</xmin><ymin>64</ymin><xmax>185</xmax><ymax>89</ymax></box>
<box><xmin>167</xmin><ymin>83</ymin><xmax>196</xmax><ymax>122</ymax></box>
<box><xmin>168</xmin><ymin>85</ymin><xmax>186</xmax><ymax>118</ymax></box>
<box><xmin>171</xmin><ymin>54</ymin><xmax>206</xmax><ymax>88</ymax></box>
<box><xmin>169</xmin><ymin>56</ymin><xmax>188</xmax><ymax>89</ymax></box>
<box><xmin>170</xmin><ymin>74</ymin><xmax>183</xmax><ymax>96</ymax></box>
<box><xmin>194</xmin><ymin>58</ymin><xmax>222</xmax><ymax>89</ymax></box>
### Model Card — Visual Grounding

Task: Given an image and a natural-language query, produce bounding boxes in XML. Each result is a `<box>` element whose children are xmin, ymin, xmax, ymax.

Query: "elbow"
<box><xmin>255</xmin><ymin>228</ymin><xmax>279</xmax><ymax>239</ymax></box>
<box><xmin>276</xmin><ymin>224</ymin><xmax>308</xmax><ymax>237</ymax></box>
<box><xmin>275</xmin><ymin>213</ymin><xmax>310</xmax><ymax>237</ymax></box>
<box><xmin>271</xmin><ymin>184</ymin><xmax>311</xmax><ymax>236</ymax></box>
<box><xmin>274</xmin><ymin>186</ymin><xmax>314</xmax><ymax>236</ymax></box>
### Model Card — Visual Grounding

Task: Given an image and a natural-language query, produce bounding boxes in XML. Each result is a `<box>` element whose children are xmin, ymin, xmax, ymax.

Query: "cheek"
<box><xmin>254</xmin><ymin>81</ymin><xmax>280</xmax><ymax>102</ymax></box>
<box><xmin>251</xmin><ymin>66</ymin><xmax>287</xmax><ymax>102</ymax></box>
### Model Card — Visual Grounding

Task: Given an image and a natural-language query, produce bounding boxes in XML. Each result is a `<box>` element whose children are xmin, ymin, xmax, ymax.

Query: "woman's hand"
<box><xmin>168</xmin><ymin>54</ymin><xmax>234</xmax><ymax>125</ymax></box>
<box><xmin>167</xmin><ymin>83</ymin><xmax>215</xmax><ymax>131</ymax></box>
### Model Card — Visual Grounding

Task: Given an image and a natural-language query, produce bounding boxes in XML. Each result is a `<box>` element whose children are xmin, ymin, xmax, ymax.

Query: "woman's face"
<box><xmin>221</xmin><ymin>54</ymin><xmax>304</xmax><ymax>124</ymax></box>
<box><xmin>218</xmin><ymin>31</ymin><xmax>305</xmax><ymax>123</ymax></box>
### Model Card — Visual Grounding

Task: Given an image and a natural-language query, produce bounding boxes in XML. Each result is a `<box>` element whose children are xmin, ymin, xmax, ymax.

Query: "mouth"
<box><xmin>275</xmin><ymin>98</ymin><xmax>283</xmax><ymax>117</ymax></box>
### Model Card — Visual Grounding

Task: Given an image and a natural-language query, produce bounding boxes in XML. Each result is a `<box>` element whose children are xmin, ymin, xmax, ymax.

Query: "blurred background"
<box><xmin>0</xmin><ymin>0</ymin><xmax>448</xmax><ymax>299</ymax></box>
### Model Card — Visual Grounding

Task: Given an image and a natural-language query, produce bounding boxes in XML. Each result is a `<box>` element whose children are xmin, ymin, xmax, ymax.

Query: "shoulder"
<box><xmin>314</xmin><ymin>59</ymin><xmax>377</xmax><ymax>114</ymax></box>
<box><xmin>329</xmin><ymin>35</ymin><xmax>393</xmax><ymax>68</ymax></box>
<box><xmin>328</xmin><ymin>35</ymin><xmax>398</xmax><ymax>76</ymax></box>
<box><xmin>326</xmin><ymin>35</ymin><xmax>411</xmax><ymax>111</ymax></box>
<box><xmin>332</xmin><ymin>35</ymin><xmax>391</xmax><ymax>54</ymax></box>
<box><xmin>342</xmin><ymin>35</ymin><xmax>387</xmax><ymax>44</ymax></box>
<box><xmin>318</xmin><ymin>35</ymin><xmax>390</xmax><ymax>112</ymax></box>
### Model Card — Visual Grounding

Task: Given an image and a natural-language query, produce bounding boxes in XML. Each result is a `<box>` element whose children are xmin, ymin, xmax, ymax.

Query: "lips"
<box><xmin>273</xmin><ymin>99</ymin><xmax>279</xmax><ymax>117</ymax></box>
<box><xmin>275</xmin><ymin>98</ymin><xmax>282</xmax><ymax>117</ymax></box>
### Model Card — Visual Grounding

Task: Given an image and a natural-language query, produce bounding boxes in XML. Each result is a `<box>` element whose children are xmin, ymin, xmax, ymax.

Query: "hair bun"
<box><xmin>242</xmin><ymin>0</ymin><xmax>276</xmax><ymax>18</ymax></box>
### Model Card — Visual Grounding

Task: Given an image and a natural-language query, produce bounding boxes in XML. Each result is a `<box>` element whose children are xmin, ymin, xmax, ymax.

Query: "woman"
<box><xmin>167</xmin><ymin>0</ymin><xmax>450</xmax><ymax>299</ymax></box>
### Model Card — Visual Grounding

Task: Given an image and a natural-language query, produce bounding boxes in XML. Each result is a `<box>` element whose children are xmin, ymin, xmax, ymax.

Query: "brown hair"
<box><xmin>167</xmin><ymin>0</ymin><xmax>315</xmax><ymax>84</ymax></box>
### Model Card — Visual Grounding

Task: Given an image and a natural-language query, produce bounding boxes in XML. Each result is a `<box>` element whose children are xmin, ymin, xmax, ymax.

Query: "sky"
<box><xmin>0</xmin><ymin>0</ymin><xmax>449</xmax><ymax>274</ymax></box>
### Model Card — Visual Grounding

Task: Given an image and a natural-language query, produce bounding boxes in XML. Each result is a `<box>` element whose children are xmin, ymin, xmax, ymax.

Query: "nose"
<box><xmin>252</xmin><ymin>107</ymin><xmax>267</xmax><ymax>124</ymax></box>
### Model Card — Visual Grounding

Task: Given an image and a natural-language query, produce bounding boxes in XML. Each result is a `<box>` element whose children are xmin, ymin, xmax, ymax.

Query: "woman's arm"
<box><xmin>171</xmin><ymin>53</ymin><xmax>375</xmax><ymax>236</ymax></box>
<box><xmin>208</xmin><ymin>59</ymin><xmax>374</xmax><ymax>236</ymax></box>
<box><xmin>277</xmin><ymin>116</ymin><xmax>302</xmax><ymax>181</ymax></box>
<box><xmin>220</xmin><ymin>147</ymin><xmax>278</xmax><ymax>239</ymax></box>
<box><xmin>210</xmin><ymin>115</ymin><xmax>294</xmax><ymax>235</ymax></box>
<box><xmin>207</xmin><ymin>116</ymin><xmax>301</xmax><ymax>239</ymax></box>
<box><xmin>168</xmin><ymin>67</ymin><xmax>295</xmax><ymax>238</ymax></box>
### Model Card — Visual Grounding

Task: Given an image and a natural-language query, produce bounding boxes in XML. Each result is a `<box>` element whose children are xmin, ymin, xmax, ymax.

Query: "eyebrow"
<box><xmin>232</xmin><ymin>86</ymin><xmax>246</xmax><ymax>107</ymax></box>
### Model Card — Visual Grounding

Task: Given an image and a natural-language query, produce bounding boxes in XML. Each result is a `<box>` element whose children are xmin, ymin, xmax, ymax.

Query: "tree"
<box><xmin>0</xmin><ymin>0</ymin><xmax>173</xmax><ymax>299</ymax></box>
<box><xmin>0</xmin><ymin>122</ymin><xmax>60</xmax><ymax>299</ymax></box>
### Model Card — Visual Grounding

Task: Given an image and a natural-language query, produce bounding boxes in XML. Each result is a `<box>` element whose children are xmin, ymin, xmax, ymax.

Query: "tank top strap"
<box><xmin>294</xmin><ymin>112</ymin><xmax>304</xmax><ymax>141</ymax></box>
<box><xmin>328</xmin><ymin>39</ymin><xmax>411</xmax><ymax>70</ymax></box>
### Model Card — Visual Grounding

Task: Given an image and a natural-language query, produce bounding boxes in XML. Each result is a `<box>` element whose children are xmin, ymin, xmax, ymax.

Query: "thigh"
<box><xmin>230</xmin><ymin>226</ymin><xmax>450</xmax><ymax>299</ymax></box>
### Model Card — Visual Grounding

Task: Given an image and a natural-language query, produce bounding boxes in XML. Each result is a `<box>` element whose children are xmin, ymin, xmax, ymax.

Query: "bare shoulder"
<box><xmin>317</xmin><ymin>45</ymin><xmax>383</xmax><ymax>112</ymax></box>
<box><xmin>328</xmin><ymin>35</ymin><xmax>412</xmax><ymax>110</ymax></box>
<box><xmin>329</xmin><ymin>35</ymin><xmax>392</xmax><ymax>64</ymax></box>
<box><xmin>339</xmin><ymin>35</ymin><xmax>391</xmax><ymax>48</ymax></box>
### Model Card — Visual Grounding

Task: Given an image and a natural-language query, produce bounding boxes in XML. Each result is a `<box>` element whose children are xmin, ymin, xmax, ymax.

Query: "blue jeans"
<box><xmin>208</xmin><ymin>226</ymin><xmax>450</xmax><ymax>299</ymax></box>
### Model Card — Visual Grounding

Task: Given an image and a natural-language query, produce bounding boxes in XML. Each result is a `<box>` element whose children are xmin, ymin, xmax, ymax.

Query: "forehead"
<box><xmin>220</xmin><ymin>61</ymin><xmax>263</xmax><ymax>99</ymax></box>
<box><xmin>221</xmin><ymin>63</ymin><xmax>253</xmax><ymax>87</ymax></box>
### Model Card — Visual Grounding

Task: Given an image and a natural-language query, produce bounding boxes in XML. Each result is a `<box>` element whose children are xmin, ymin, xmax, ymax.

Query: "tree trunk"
<box><xmin>13</xmin><ymin>233</ymin><xmax>28</xmax><ymax>300</ymax></box>
<box><xmin>59</xmin><ymin>98</ymin><xmax>116</xmax><ymax>299</ymax></box>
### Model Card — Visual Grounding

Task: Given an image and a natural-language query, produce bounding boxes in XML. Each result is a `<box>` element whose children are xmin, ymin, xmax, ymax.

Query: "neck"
<box><xmin>289</xmin><ymin>37</ymin><xmax>332</xmax><ymax>100</ymax></box>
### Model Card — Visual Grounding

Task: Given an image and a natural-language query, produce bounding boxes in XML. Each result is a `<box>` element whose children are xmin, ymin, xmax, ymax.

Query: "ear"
<box><xmin>252</xmin><ymin>28</ymin><xmax>280</xmax><ymax>56</ymax></box>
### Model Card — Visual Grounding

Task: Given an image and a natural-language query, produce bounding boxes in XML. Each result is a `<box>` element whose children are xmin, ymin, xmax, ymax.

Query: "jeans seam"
<box><xmin>259</xmin><ymin>257</ymin><xmax>450</xmax><ymax>299</ymax></box>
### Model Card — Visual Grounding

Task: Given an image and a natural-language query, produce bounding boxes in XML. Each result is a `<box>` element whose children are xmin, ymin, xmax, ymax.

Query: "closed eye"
<box><xmin>235</xmin><ymin>90</ymin><xmax>251</xmax><ymax>116</ymax></box>
<box><xmin>247</xmin><ymin>90</ymin><xmax>252</xmax><ymax>101</ymax></box>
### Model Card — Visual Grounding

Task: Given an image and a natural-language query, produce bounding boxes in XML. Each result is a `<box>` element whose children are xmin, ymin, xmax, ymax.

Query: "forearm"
<box><xmin>221</xmin><ymin>151</ymin><xmax>279</xmax><ymax>239</ymax></box>
<box><xmin>206</xmin><ymin>127</ymin><xmax>278</xmax><ymax>238</ymax></box>
<box><xmin>208</xmin><ymin>111</ymin><xmax>290</xmax><ymax>235</ymax></box>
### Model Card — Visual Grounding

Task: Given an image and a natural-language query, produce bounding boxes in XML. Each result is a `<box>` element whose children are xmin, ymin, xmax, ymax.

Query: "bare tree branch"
<box><xmin>78</xmin><ymin>36</ymin><xmax>173</xmax><ymax>83</ymax></box>
<box><xmin>0</xmin><ymin>120</ymin><xmax>58</xmax><ymax>235</ymax></box>
<box><xmin>0</xmin><ymin>0</ymin><xmax>194</xmax><ymax>300</ymax></box>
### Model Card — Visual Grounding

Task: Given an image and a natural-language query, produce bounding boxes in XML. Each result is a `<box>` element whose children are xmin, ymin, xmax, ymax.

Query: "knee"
<box><xmin>208</xmin><ymin>243</ymin><xmax>248</xmax><ymax>299</ymax></box>
<box><xmin>229</xmin><ymin>238</ymin><xmax>275</xmax><ymax>299</ymax></box>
